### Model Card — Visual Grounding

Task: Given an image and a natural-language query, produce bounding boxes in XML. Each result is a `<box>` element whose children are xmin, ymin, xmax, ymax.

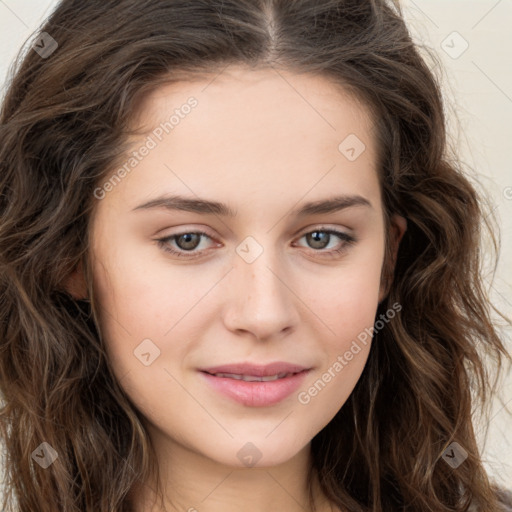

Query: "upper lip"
<box><xmin>199</xmin><ymin>362</ymin><xmax>310</xmax><ymax>377</ymax></box>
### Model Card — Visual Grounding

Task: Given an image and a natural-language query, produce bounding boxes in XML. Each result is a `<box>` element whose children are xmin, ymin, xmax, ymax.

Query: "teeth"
<box><xmin>213</xmin><ymin>372</ymin><xmax>293</xmax><ymax>382</ymax></box>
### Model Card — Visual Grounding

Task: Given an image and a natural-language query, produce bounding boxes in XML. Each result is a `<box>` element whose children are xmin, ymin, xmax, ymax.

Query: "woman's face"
<box><xmin>79</xmin><ymin>65</ymin><xmax>405</xmax><ymax>469</ymax></box>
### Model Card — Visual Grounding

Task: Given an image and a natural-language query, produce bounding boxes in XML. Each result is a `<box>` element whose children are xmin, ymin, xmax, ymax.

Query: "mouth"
<box><xmin>198</xmin><ymin>366</ymin><xmax>311</xmax><ymax>407</ymax></box>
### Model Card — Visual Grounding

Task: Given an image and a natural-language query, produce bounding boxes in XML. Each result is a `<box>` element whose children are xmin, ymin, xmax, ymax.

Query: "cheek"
<box><xmin>303</xmin><ymin>237</ymin><xmax>384</xmax><ymax>342</ymax></box>
<box><xmin>90</xmin><ymin>240</ymin><xmax>176</xmax><ymax>374</ymax></box>
<box><xmin>92</xmin><ymin>238</ymin><xmax>197</xmax><ymax>335</ymax></box>
<box><xmin>296</xmin><ymin>239</ymin><xmax>383</xmax><ymax>412</ymax></box>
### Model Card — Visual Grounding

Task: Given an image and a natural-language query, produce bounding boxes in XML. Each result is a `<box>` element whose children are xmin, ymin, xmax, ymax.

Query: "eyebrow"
<box><xmin>131</xmin><ymin>194</ymin><xmax>372</xmax><ymax>217</ymax></box>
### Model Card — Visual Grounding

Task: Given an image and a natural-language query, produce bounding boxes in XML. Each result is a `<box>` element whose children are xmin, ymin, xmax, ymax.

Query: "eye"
<box><xmin>293</xmin><ymin>228</ymin><xmax>357</xmax><ymax>258</ymax></box>
<box><xmin>156</xmin><ymin>230</ymin><xmax>214</xmax><ymax>259</ymax></box>
<box><xmin>155</xmin><ymin>227</ymin><xmax>357</xmax><ymax>259</ymax></box>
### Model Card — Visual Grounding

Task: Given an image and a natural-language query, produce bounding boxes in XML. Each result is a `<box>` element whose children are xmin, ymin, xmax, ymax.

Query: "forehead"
<box><xmin>100</xmin><ymin>65</ymin><xmax>381</xmax><ymax>217</ymax></box>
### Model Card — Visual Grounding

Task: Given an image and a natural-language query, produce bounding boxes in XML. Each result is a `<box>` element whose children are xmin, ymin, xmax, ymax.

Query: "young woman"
<box><xmin>0</xmin><ymin>1</ymin><xmax>510</xmax><ymax>511</ymax></box>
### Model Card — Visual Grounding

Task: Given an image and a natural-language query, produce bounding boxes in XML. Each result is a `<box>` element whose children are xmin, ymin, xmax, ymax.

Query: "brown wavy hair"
<box><xmin>0</xmin><ymin>0</ymin><xmax>511</xmax><ymax>510</ymax></box>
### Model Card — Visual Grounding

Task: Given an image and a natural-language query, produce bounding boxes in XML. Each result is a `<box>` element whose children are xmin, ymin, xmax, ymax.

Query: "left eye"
<box><xmin>156</xmin><ymin>228</ymin><xmax>356</xmax><ymax>259</ymax></box>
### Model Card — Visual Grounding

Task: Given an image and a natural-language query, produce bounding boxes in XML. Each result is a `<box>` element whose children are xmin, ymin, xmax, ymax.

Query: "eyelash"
<box><xmin>155</xmin><ymin>227</ymin><xmax>357</xmax><ymax>260</ymax></box>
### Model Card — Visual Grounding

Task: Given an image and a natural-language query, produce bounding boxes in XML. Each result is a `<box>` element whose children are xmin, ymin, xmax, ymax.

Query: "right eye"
<box><xmin>156</xmin><ymin>230</ymin><xmax>216</xmax><ymax>259</ymax></box>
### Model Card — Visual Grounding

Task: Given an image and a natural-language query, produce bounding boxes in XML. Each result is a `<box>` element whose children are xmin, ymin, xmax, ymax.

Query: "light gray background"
<box><xmin>0</xmin><ymin>0</ymin><xmax>510</xmax><ymax>489</ymax></box>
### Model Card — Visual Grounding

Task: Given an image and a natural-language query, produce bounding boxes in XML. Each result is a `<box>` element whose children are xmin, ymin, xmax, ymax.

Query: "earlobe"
<box><xmin>62</xmin><ymin>260</ymin><xmax>89</xmax><ymax>300</ymax></box>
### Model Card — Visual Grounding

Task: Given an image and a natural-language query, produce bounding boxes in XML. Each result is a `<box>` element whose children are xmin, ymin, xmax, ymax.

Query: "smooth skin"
<box><xmin>66</xmin><ymin>65</ymin><xmax>407</xmax><ymax>512</ymax></box>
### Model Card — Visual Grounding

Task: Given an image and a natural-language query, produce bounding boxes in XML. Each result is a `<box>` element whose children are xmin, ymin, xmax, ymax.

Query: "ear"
<box><xmin>63</xmin><ymin>259</ymin><xmax>89</xmax><ymax>300</ymax></box>
<box><xmin>378</xmin><ymin>213</ymin><xmax>407</xmax><ymax>303</ymax></box>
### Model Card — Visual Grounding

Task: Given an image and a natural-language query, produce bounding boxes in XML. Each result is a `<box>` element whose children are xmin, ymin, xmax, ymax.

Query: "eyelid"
<box><xmin>295</xmin><ymin>223</ymin><xmax>352</xmax><ymax>237</ymax></box>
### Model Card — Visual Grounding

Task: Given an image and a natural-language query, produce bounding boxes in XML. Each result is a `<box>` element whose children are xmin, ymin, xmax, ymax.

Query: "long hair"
<box><xmin>0</xmin><ymin>1</ymin><xmax>510</xmax><ymax>510</ymax></box>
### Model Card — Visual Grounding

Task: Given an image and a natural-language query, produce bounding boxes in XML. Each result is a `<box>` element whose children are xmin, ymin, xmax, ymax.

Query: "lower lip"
<box><xmin>199</xmin><ymin>370</ymin><xmax>310</xmax><ymax>407</ymax></box>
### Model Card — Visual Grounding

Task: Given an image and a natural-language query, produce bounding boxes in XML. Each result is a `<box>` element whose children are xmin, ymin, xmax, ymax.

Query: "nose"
<box><xmin>222</xmin><ymin>246</ymin><xmax>300</xmax><ymax>341</ymax></box>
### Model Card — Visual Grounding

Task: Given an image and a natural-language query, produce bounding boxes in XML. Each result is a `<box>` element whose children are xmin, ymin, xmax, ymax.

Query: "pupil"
<box><xmin>309</xmin><ymin>231</ymin><xmax>328</xmax><ymax>249</ymax></box>
<box><xmin>178</xmin><ymin>233</ymin><xmax>199</xmax><ymax>250</ymax></box>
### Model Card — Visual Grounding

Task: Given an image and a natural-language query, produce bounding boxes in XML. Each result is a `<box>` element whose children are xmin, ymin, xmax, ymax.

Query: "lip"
<box><xmin>198</xmin><ymin>362</ymin><xmax>312</xmax><ymax>407</ymax></box>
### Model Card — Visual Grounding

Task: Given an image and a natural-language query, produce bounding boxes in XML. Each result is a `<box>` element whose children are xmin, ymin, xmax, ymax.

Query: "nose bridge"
<box><xmin>245</xmin><ymin>248</ymin><xmax>281</xmax><ymax>299</ymax></box>
<box><xmin>240</xmin><ymin>237</ymin><xmax>287</xmax><ymax>307</ymax></box>
<box><xmin>224</xmin><ymin>235</ymin><xmax>299</xmax><ymax>338</ymax></box>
